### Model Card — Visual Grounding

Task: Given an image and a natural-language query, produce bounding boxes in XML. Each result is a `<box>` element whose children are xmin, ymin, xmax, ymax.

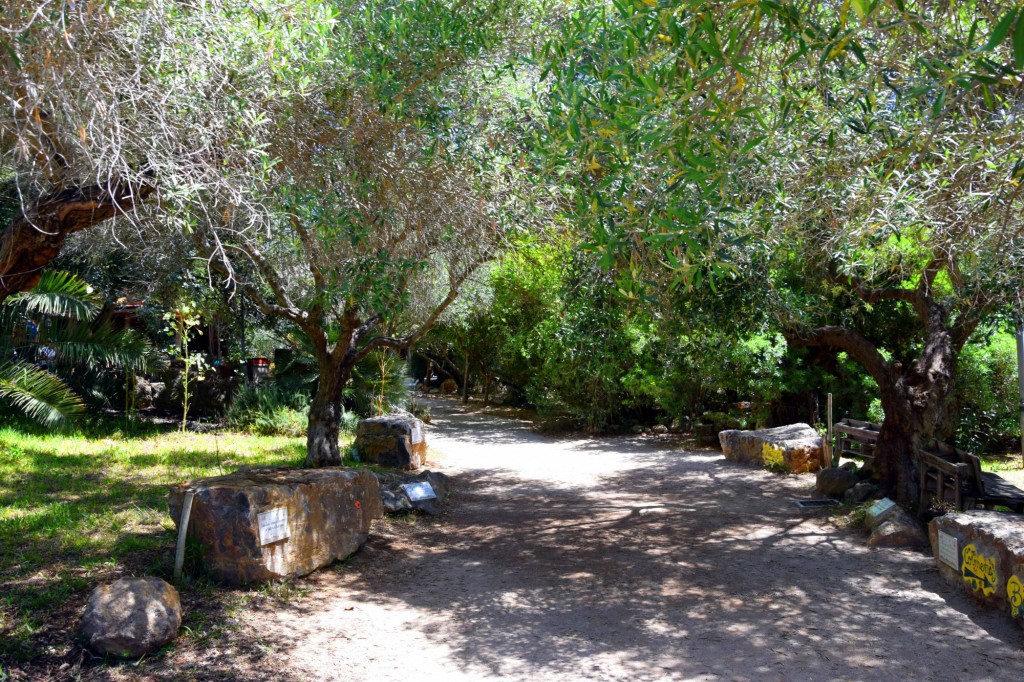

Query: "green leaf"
<box><xmin>932</xmin><ymin>88</ymin><xmax>947</xmax><ymax>118</ymax></box>
<box><xmin>977</xmin><ymin>9</ymin><xmax>1018</xmax><ymax>53</ymax></box>
<box><xmin>0</xmin><ymin>38</ymin><xmax>19</xmax><ymax>68</ymax></box>
<box><xmin>9</xmin><ymin>271</ymin><xmax>99</xmax><ymax>320</ymax></box>
<box><xmin>0</xmin><ymin>361</ymin><xmax>83</xmax><ymax>426</ymax></box>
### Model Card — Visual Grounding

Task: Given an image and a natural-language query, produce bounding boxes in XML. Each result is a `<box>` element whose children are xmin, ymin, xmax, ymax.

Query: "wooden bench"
<box><xmin>915</xmin><ymin>447</ymin><xmax>970</xmax><ymax>511</ymax></box>
<box><xmin>835</xmin><ymin>418</ymin><xmax>881</xmax><ymax>462</ymax></box>
<box><xmin>917</xmin><ymin>442</ymin><xmax>1024</xmax><ymax>513</ymax></box>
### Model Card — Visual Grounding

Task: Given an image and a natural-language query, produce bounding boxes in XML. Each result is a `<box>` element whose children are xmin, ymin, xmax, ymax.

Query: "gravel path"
<box><xmin>248</xmin><ymin>397</ymin><xmax>1024</xmax><ymax>681</ymax></box>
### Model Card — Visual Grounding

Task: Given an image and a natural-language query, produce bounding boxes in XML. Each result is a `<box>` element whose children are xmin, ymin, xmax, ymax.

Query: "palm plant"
<box><xmin>0</xmin><ymin>271</ymin><xmax>155</xmax><ymax>425</ymax></box>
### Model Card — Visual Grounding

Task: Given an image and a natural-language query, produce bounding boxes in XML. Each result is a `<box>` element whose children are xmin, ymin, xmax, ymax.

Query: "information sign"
<box><xmin>867</xmin><ymin>498</ymin><xmax>896</xmax><ymax>518</ymax></box>
<box><xmin>401</xmin><ymin>481</ymin><xmax>437</xmax><ymax>501</ymax></box>
<box><xmin>938</xmin><ymin>531</ymin><xmax>959</xmax><ymax>568</ymax></box>
<box><xmin>258</xmin><ymin>507</ymin><xmax>290</xmax><ymax>545</ymax></box>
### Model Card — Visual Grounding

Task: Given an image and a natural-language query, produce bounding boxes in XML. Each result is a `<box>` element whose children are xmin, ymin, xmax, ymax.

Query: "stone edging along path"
<box><xmin>179</xmin><ymin>397</ymin><xmax>1024</xmax><ymax>681</ymax></box>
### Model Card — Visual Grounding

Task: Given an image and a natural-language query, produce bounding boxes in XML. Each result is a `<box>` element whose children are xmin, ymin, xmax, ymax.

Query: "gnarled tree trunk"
<box><xmin>786</xmin><ymin>296</ymin><xmax>969</xmax><ymax>509</ymax></box>
<box><xmin>874</xmin><ymin>322</ymin><xmax>959</xmax><ymax>506</ymax></box>
<box><xmin>305</xmin><ymin>358</ymin><xmax>352</xmax><ymax>467</ymax></box>
<box><xmin>0</xmin><ymin>180</ymin><xmax>153</xmax><ymax>302</ymax></box>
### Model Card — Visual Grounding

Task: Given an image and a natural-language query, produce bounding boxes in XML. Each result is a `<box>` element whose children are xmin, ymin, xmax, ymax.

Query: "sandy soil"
<box><xmin>76</xmin><ymin>396</ymin><xmax>1024</xmax><ymax>681</ymax></box>
<box><xmin>203</xmin><ymin>396</ymin><xmax>1024</xmax><ymax>682</ymax></box>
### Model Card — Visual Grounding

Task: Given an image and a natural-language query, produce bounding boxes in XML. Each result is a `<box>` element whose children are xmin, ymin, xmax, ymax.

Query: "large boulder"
<box><xmin>815</xmin><ymin>467</ymin><xmax>860</xmax><ymax>496</ymax></box>
<box><xmin>81</xmin><ymin>577</ymin><xmax>181</xmax><ymax>657</ymax></box>
<box><xmin>929</xmin><ymin>511</ymin><xmax>1024</xmax><ymax>625</ymax></box>
<box><xmin>169</xmin><ymin>467</ymin><xmax>382</xmax><ymax>585</ymax></box>
<box><xmin>867</xmin><ymin>505</ymin><xmax>929</xmax><ymax>548</ymax></box>
<box><xmin>845</xmin><ymin>481</ymin><xmax>880</xmax><ymax>504</ymax></box>
<box><xmin>719</xmin><ymin>424</ymin><xmax>825</xmax><ymax>474</ymax></box>
<box><xmin>355</xmin><ymin>414</ymin><xmax>427</xmax><ymax>470</ymax></box>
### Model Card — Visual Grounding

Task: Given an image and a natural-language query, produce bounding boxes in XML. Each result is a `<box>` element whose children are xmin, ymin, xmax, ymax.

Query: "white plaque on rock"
<box><xmin>258</xmin><ymin>507</ymin><xmax>290</xmax><ymax>545</ymax></box>
<box><xmin>401</xmin><ymin>481</ymin><xmax>436</xmax><ymax>501</ymax></box>
<box><xmin>938</xmin><ymin>531</ymin><xmax>959</xmax><ymax>568</ymax></box>
<box><xmin>410</xmin><ymin>426</ymin><xmax>424</xmax><ymax>444</ymax></box>
<box><xmin>867</xmin><ymin>498</ymin><xmax>896</xmax><ymax>518</ymax></box>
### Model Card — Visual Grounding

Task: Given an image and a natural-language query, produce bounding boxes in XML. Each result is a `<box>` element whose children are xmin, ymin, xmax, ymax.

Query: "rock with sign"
<box><xmin>718</xmin><ymin>424</ymin><xmax>826</xmax><ymax>474</ymax></box>
<box><xmin>867</xmin><ymin>505</ymin><xmax>928</xmax><ymax>548</ymax></box>
<box><xmin>929</xmin><ymin>510</ymin><xmax>1024</xmax><ymax>625</ymax></box>
<box><xmin>168</xmin><ymin>467</ymin><xmax>382</xmax><ymax>585</ymax></box>
<box><xmin>375</xmin><ymin>470</ymin><xmax>451</xmax><ymax>516</ymax></box>
<box><xmin>355</xmin><ymin>414</ymin><xmax>427</xmax><ymax>470</ymax></box>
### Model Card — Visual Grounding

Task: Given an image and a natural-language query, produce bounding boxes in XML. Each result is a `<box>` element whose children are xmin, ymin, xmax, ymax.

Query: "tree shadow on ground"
<box><xmin>15</xmin><ymin>402</ymin><xmax>1024</xmax><ymax>681</ymax></box>
<box><xmin>0</xmin><ymin>438</ymin><xmax>303</xmax><ymax>681</ymax></box>
<box><xmin>251</xmin><ymin>439</ymin><xmax>1024</xmax><ymax>681</ymax></box>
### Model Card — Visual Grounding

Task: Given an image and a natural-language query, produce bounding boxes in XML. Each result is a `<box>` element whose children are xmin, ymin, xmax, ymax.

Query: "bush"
<box><xmin>224</xmin><ymin>382</ymin><xmax>309</xmax><ymax>437</ymax></box>
<box><xmin>955</xmin><ymin>333</ymin><xmax>1019</xmax><ymax>453</ymax></box>
<box><xmin>345</xmin><ymin>350</ymin><xmax>411</xmax><ymax>417</ymax></box>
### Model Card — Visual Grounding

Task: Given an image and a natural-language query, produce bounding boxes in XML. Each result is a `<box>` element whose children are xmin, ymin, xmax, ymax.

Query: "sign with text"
<box><xmin>401</xmin><ymin>481</ymin><xmax>437</xmax><ymax>501</ymax></box>
<box><xmin>938</xmin><ymin>531</ymin><xmax>959</xmax><ymax>568</ymax></box>
<box><xmin>867</xmin><ymin>497</ymin><xmax>896</xmax><ymax>519</ymax></box>
<box><xmin>410</xmin><ymin>426</ymin><xmax>424</xmax><ymax>444</ymax></box>
<box><xmin>258</xmin><ymin>507</ymin><xmax>290</xmax><ymax>545</ymax></box>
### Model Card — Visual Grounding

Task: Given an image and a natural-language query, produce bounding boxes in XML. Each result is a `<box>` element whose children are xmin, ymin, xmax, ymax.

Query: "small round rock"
<box><xmin>81</xmin><ymin>576</ymin><xmax>182</xmax><ymax>657</ymax></box>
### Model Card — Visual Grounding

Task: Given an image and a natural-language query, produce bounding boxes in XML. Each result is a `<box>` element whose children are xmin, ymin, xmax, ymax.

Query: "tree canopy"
<box><xmin>3</xmin><ymin>0</ymin><xmax>1024</xmax><ymax>505</ymax></box>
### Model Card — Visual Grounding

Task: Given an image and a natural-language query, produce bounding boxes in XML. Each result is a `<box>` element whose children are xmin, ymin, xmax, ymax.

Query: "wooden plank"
<box><xmin>836</xmin><ymin>424</ymin><xmax>880</xmax><ymax>442</ymax></box>
<box><xmin>979</xmin><ymin>472</ymin><xmax>1024</xmax><ymax>503</ymax></box>
<box><xmin>916</xmin><ymin>450</ymin><xmax>968</xmax><ymax>477</ymax></box>
<box><xmin>915</xmin><ymin>448</ymin><xmax>971</xmax><ymax>510</ymax></box>
<box><xmin>838</xmin><ymin>418</ymin><xmax>882</xmax><ymax>431</ymax></box>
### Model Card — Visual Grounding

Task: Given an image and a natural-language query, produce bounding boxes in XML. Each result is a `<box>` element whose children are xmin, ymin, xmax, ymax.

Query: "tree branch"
<box><xmin>785</xmin><ymin>325</ymin><xmax>895</xmax><ymax>388</ymax></box>
<box><xmin>351</xmin><ymin>253</ymin><xmax>490</xmax><ymax>364</ymax></box>
<box><xmin>830</xmin><ymin>265</ymin><xmax>928</xmax><ymax>322</ymax></box>
<box><xmin>0</xmin><ymin>177</ymin><xmax>155</xmax><ymax>301</ymax></box>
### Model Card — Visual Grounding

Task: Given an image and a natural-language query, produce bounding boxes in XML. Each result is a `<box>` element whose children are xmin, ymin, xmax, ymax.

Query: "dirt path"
<box><xmin>244</xmin><ymin>398</ymin><xmax>1024</xmax><ymax>681</ymax></box>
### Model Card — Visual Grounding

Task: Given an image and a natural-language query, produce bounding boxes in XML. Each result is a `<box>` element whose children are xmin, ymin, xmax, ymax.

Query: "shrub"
<box><xmin>225</xmin><ymin>382</ymin><xmax>309</xmax><ymax>437</ymax></box>
<box><xmin>955</xmin><ymin>333</ymin><xmax>1019</xmax><ymax>453</ymax></box>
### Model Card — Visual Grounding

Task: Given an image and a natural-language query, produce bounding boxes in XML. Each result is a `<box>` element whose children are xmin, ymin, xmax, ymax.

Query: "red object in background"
<box><xmin>246</xmin><ymin>357</ymin><xmax>271</xmax><ymax>383</ymax></box>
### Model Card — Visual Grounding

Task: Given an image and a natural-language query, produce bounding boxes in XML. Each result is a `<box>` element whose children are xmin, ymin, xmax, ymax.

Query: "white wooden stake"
<box><xmin>173</xmin><ymin>491</ymin><xmax>196</xmax><ymax>582</ymax></box>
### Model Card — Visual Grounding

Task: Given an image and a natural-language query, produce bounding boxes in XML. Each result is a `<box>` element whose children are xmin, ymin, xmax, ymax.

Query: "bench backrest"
<box><xmin>840</xmin><ymin>417</ymin><xmax>881</xmax><ymax>430</ymax></box>
<box><xmin>919</xmin><ymin>442</ymin><xmax>984</xmax><ymax>492</ymax></box>
<box><xmin>836</xmin><ymin>419</ymin><xmax>881</xmax><ymax>444</ymax></box>
<box><xmin>956</xmin><ymin>451</ymin><xmax>987</xmax><ymax>496</ymax></box>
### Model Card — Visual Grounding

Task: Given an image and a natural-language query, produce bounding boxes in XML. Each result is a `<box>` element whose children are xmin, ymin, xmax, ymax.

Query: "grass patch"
<box><xmin>980</xmin><ymin>453</ymin><xmax>1024</xmax><ymax>489</ymax></box>
<box><xmin>0</xmin><ymin>416</ymin><xmax>348</xmax><ymax>664</ymax></box>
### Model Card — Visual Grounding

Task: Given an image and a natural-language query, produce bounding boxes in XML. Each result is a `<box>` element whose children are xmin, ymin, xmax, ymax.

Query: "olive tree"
<box><xmin>760</xmin><ymin>1</ymin><xmax>1024</xmax><ymax>505</ymax></box>
<box><xmin>540</xmin><ymin>0</ymin><xmax>1024</xmax><ymax>505</ymax></box>
<box><xmin>0</xmin><ymin>0</ymin><xmax>338</xmax><ymax>300</ymax></box>
<box><xmin>190</xmin><ymin>0</ymin><xmax>540</xmax><ymax>466</ymax></box>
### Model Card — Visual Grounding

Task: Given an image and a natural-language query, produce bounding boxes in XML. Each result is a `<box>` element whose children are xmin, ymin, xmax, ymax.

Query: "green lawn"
<box><xmin>981</xmin><ymin>453</ymin><xmax>1024</xmax><ymax>488</ymax></box>
<box><xmin>0</xmin><ymin>419</ymin><xmax>323</xmax><ymax>662</ymax></box>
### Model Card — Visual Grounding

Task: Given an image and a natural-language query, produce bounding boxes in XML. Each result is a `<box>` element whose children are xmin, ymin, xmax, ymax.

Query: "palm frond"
<box><xmin>0</xmin><ymin>305</ymin><xmax>19</xmax><ymax>355</ymax></box>
<box><xmin>8</xmin><ymin>270</ymin><xmax>100</xmax><ymax>320</ymax></box>
<box><xmin>40</xmin><ymin>319</ymin><xmax>162</xmax><ymax>373</ymax></box>
<box><xmin>0</xmin><ymin>361</ymin><xmax>84</xmax><ymax>426</ymax></box>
